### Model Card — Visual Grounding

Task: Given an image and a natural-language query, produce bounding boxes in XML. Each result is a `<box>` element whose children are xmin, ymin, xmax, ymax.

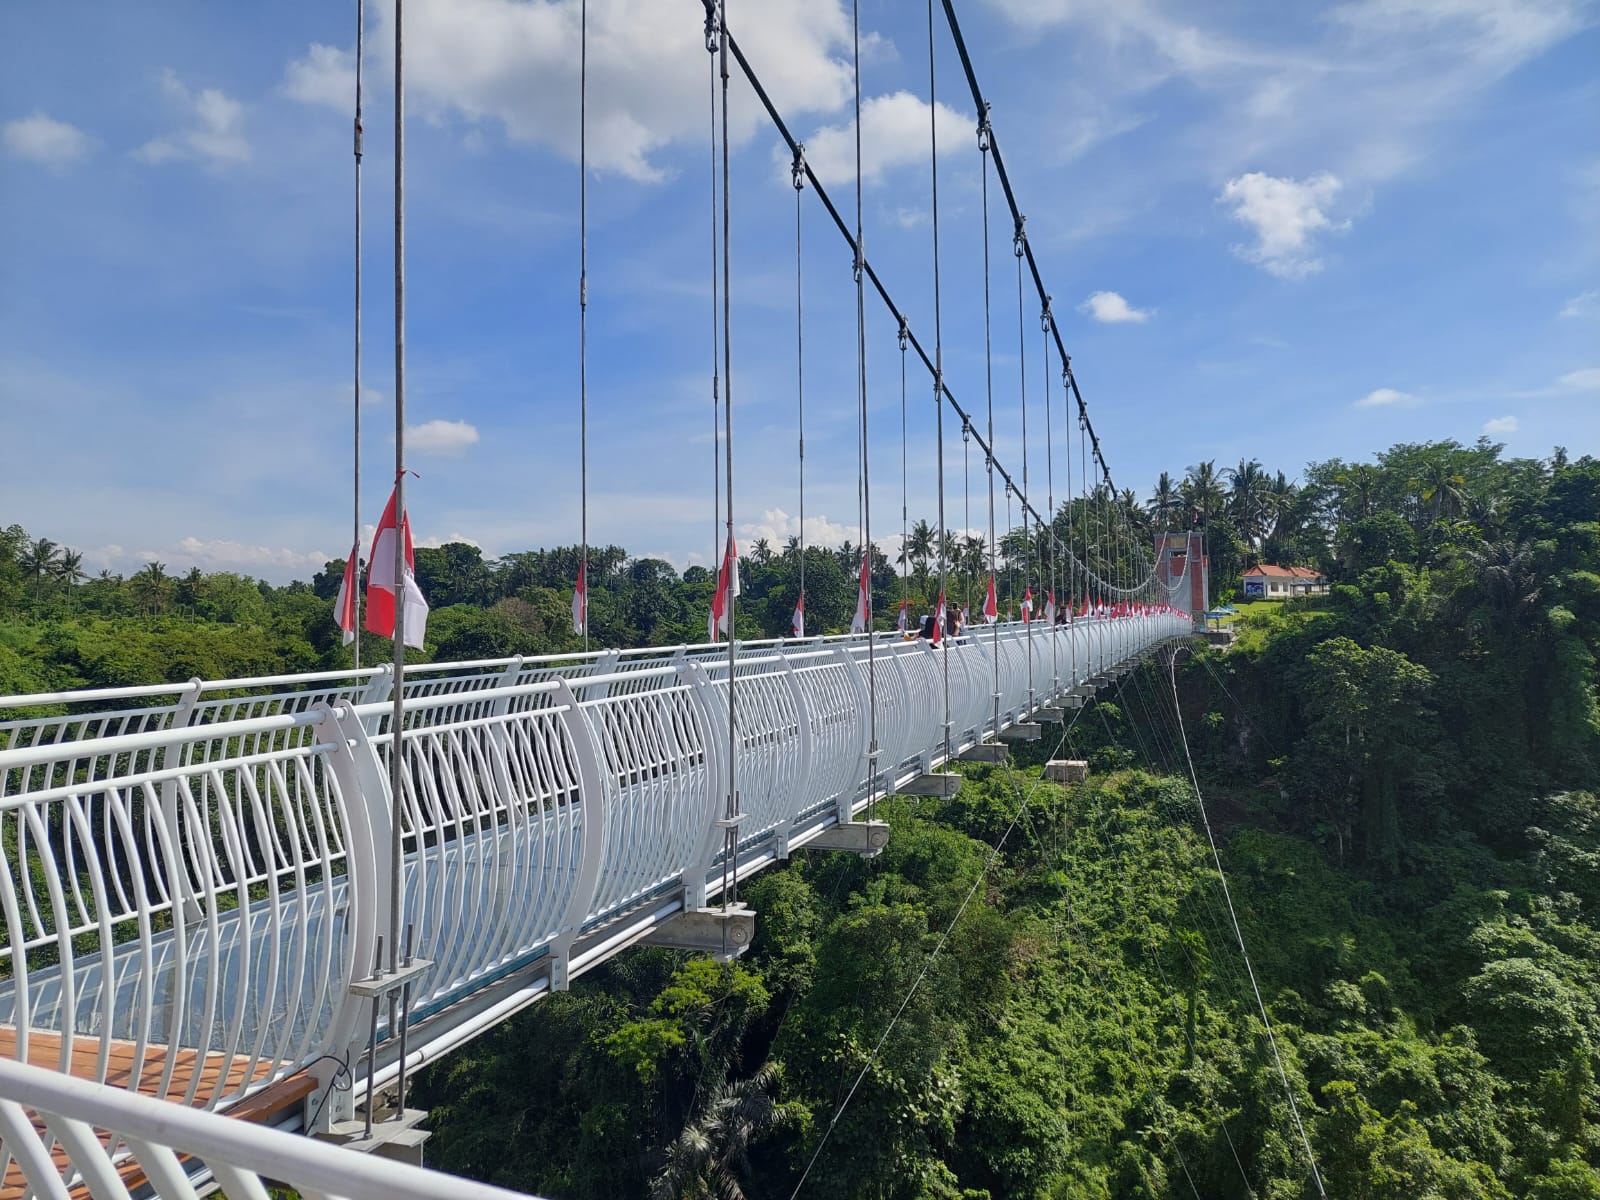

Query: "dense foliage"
<box><xmin>3</xmin><ymin>439</ymin><xmax>1597</xmax><ymax>1196</ymax></box>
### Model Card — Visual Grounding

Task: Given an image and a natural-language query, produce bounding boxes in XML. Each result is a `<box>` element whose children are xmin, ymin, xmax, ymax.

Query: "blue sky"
<box><xmin>2</xmin><ymin>0</ymin><xmax>1596</xmax><ymax>583</ymax></box>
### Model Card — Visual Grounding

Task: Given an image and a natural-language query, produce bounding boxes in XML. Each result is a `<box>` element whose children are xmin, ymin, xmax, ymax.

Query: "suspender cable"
<box><xmin>979</xmin><ymin>108</ymin><xmax>999</xmax><ymax>742</ymax></box>
<box><xmin>937</xmin><ymin>1</ymin><xmax>1120</xmax><ymax>501</ymax></box>
<box><xmin>851</xmin><ymin>0</ymin><xmax>878</xmax><ymax>812</ymax></box>
<box><xmin>793</xmin><ymin>145</ymin><xmax>806</xmax><ymax>634</ymax></box>
<box><xmin>351</xmin><ymin>0</ymin><xmax>364</xmax><ymax>672</ymax></box>
<box><xmin>388</xmin><ymin>0</ymin><xmax>407</xmax><ymax>1026</ymax></box>
<box><xmin>703</xmin><ymin>5</ymin><xmax>1133</xmax><ymax>603</ymax></box>
<box><xmin>705</xmin><ymin>15</ymin><xmax>720</xmax><ymax>579</ymax></box>
<box><xmin>578</xmin><ymin>0</ymin><xmax>589</xmax><ymax>652</ymax></box>
<box><xmin>961</xmin><ymin>418</ymin><xmax>970</xmax><ymax>611</ymax></box>
<box><xmin>899</xmin><ymin>317</ymin><xmax>909</xmax><ymax>615</ymax></box>
<box><xmin>1042</xmin><ymin>299</ymin><xmax>1055</xmax><ymax>689</ymax></box>
<box><xmin>1014</xmin><ymin>221</ymin><xmax>1032</xmax><ymax>712</ymax></box>
<box><xmin>927</xmin><ymin>0</ymin><xmax>951</xmax><ymax>762</ymax></box>
<box><xmin>716</xmin><ymin>0</ymin><xmax>741</xmax><ymax>911</ymax></box>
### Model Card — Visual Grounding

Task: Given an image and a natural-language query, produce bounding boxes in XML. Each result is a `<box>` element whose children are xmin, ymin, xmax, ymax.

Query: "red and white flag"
<box><xmin>792</xmin><ymin>591</ymin><xmax>806</xmax><ymax>638</ymax></box>
<box><xmin>1044</xmin><ymin>590</ymin><xmax>1056</xmax><ymax>624</ymax></box>
<box><xmin>982</xmin><ymin>575</ymin><xmax>998</xmax><ymax>624</ymax></box>
<box><xmin>1022</xmin><ymin>585</ymin><xmax>1034</xmax><ymax>623</ymax></box>
<box><xmin>897</xmin><ymin>598</ymin><xmax>909</xmax><ymax>634</ymax></box>
<box><xmin>334</xmin><ymin>542</ymin><xmax>359</xmax><ymax>646</ymax></box>
<box><xmin>931</xmin><ymin>591</ymin><xmax>946</xmax><ymax>646</ymax></box>
<box><xmin>364</xmin><ymin>485</ymin><xmax>428</xmax><ymax>649</ymax></box>
<box><xmin>571</xmin><ymin>560</ymin><xmax>587</xmax><ymax>636</ymax></box>
<box><xmin>709</xmin><ymin>535</ymin><xmax>740</xmax><ymax>642</ymax></box>
<box><xmin>849</xmin><ymin>555</ymin><xmax>871</xmax><ymax>635</ymax></box>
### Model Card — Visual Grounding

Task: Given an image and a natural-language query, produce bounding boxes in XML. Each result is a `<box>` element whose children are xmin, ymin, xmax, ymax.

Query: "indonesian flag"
<box><xmin>571</xmin><ymin>560</ymin><xmax>587</xmax><ymax>636</ymax></box>
<box><xmin>792</xmin><ymin>591</ymin><xmax>805</xmax><ymax>638</ymax></box>
<box><xmin>982</xmin><ymin>575</ymin><xmax>998</xmax><ymax>624</ymax></box>
<box><xmin>709</xmin><ymin>535</ymin><xmax>740</xmax><ymax>642</ymax></box>
<box><xmin>1078</xmin><ymin>596</ymin><xmax>1090</xmax><ymax>618</ymax></box>
<box><xmin>931</xmin><ymin>591</ymin><xmax>946</xmax><ymax>646</ymax></box>
<box><xmin>897</xmin><ymin>598</ymin><xmax>909</xmax><ymax>634</ymax></box>
<box><xmin>334</xmin><ymin>542</ymin><xmax>359</xmax><ymax>645</ymax></box>
<box><xmin>1044</xmin><ymin>591</ymin><xmax>1056</xmax><ymax>624</ymax></box>
<box><xmin>364</xmin><ymin>485</ymin><xmax>428</xmax><ymax>649</ymax></box>
<box><xmin>850</xmin><ymin>555</ymin><xmax>871</xmax><ymax>635</ymax></box>
<box><xmin>1022</xmin><ymin>585</ymin><xmax>1034</xmax><ymax>623</ymax></box>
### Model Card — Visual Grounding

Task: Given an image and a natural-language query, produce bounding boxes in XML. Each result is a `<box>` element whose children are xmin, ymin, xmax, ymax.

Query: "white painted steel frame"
<box><xmin>1</xmin><ymin>616</ymin><xmax>1188</xmax><ymax>1140</ymax></box>
<box><xmin>0</xmin><ymin>1054</ymin><xmax>551</xmax><ymax>1200</ymax></box>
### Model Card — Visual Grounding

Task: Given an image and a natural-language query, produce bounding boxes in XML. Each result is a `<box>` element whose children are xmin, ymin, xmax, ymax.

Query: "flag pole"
<box><xmin>389</xmin><ymin>0</ymin><xmax>407</xmax><ymax>1014</ymax></box>
<box><xmin>352</xmin><ymin>0</ymin><xmax>364</xmax><ymax>672</ymax></box>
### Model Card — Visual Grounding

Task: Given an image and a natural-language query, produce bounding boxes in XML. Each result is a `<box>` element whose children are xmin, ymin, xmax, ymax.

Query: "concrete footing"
<box><xmin>641</xmin><ymin>904</ymin><xmax>755</xmax><ymax>962</ymax></box>
<box><xmin>799</xmin><ymin>820</ymin><xmax>891</xmax><ymax>858</ymax></box>
<box><xmin>1045</xmin><ymin>759</ymin><xmax>1089</xmax><ymax>784</ymax></box>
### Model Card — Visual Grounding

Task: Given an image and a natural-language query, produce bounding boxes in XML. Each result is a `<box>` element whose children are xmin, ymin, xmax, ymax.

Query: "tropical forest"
<box><xmin>2</xmin><ymin>437</ymin><xmax>1598</xmax><ymax>1199</ymax></box>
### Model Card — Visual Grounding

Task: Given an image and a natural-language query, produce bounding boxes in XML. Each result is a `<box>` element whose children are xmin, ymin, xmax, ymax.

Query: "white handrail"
<box><xmin>0</xmin><ymin>1055</ymin><xmax>551</xmax><ymax>1200</ymax></box>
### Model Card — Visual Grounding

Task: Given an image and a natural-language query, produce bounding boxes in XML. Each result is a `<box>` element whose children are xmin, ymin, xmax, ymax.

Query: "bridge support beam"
<box><xmin>958</xmin><ymin>743</ymin><xmax>1009</xmax><ymax>763</ymax></box>
<box><xmin>999</xmin><ymin>723</ymin><xmax>1042</xmax><ymax>742</ymax></box>
<box><xmin>1030</xmin><ymin>707</ymin><xmax>1064</xmax><ymax>725</ymax></box>
<box><xmin>321</xmin><ymin>1108</ymin><xmax>433</xmax><ymax>1167</ymax></box>
<box><xmin>642</xmin><ymin>904</ymin><xmax>755</xmax><ymax>963</ymax></box>
<box><xmin>797</xmin><ymin>819</ymin><xmax>890</xmax><ymax>858</ymax></box>
<box><xmin>898</xmin><ymin>773</ymin><xmax>962</xmax><ymax>797</ymax></box>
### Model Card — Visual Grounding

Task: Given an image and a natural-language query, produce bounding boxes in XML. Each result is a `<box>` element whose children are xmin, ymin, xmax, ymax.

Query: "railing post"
<box><xmin>773</xmin><ymin>653</ymin><xmax>812</xmax><ymax>858</ymax></box>
<box><xmin>830</xmin><ymin>645</ymin><xmax>873</xmax><ymax>823</ymax></box>
<box><xmin>548</xmin><ymin>680</ymin><xmax>609</xmax><ymax>992</ymax></box>
<box><xmin>316</xmin><ymin>701</ymin><xmax>389</xmax><ymax>1131</ymax></box>
<box><xmin>673</xmin><ymin>660</ymin><xmax>726</xmax><ymax>911</ymax></box>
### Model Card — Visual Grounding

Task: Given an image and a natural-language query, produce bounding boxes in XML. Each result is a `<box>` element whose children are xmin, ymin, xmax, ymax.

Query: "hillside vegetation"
<box><xmin>3</xmin><ymin>440</ymin><xmax>1597</xmax><ymax>1196</ymax></box>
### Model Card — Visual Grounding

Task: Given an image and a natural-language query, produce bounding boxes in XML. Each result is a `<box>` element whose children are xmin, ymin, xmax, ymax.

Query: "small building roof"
<box><xmin>1241</xmin><ymin>563</ymin><xmax>1324</xmax><ymax>579</ymax></box>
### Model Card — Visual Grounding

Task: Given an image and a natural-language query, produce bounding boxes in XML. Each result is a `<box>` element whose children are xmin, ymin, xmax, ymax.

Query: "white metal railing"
<box><xmin>1</xmin><ymin>615</ymin><xmax>1188</xmax><ymax>1129</ymax></box>
<box><xmin>0</xmin><ymin>1054</ymin><xmax>550</xmax><ymax>1200</ymax></box>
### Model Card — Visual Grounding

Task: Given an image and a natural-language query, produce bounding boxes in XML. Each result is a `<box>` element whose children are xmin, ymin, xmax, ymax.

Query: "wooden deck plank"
<box><xmin>1</xmin><ymin>1026</ymin><xmax>314</xmax><ymax>1200</ymax></box>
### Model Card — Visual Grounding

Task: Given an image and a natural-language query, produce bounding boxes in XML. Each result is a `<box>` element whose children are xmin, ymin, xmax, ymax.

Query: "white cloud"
<box><xmin>285</xmin><ymin>0</ymin><xmax>858</xmax><ymax>182</ymax></box>
<box><xmin>1560</xmin><ymin>289</ymin><xmax>1599</xmax><ymax>319</ymax></box>
<box><xmin>407</xmin><ymin>418</ymin><xmax>481</xmax><ymax>456</ymax></box>
<box><xmin>415</xmin><ymin>531</ymin><xmax>483</xmax><ymax>550</ymax></box>
<box><xmin>1481</xmin><ymin>415</ymin><xmax>1518</xmax><ymax>435</ymax></box>
<box><xmin>1079</xmin><ymin>290</ymin><xmax>1151</xmax><ymax>323</ymax></box>
<box><xmin>1557</xmin><ymin>367</ymin><xmax>1600</xmax><ymax>390</ymax></box>
<box><xmin>135</xmin><ymin>68</ymin><xmax>249</xmax><ymax>166</ymax></box>
<box><xmin>1219</xmin><ymin>171</ymin><xmax>1349</xmax><ymax>278</ymax></box>
<box><xmin>283</xmin><ymin>43</ymin><xmax>355</xmax><ymax>108</ymax></box>
<box><xmin>160</xmin><ymin>537</ymin><xmax>331</xmax><ymax>575</ymax></box>
<box><xmin>1355</xmin><ymin>387</ymin><xmax>1419</xmax><ymax>408</ymax></box>
<box><xmin>738</xmin><ymin>507</ymin><xmax>858</xmax><ymax>551</ymax></box>
<box><xmin>2</xmin><ymin>112</ymin><xmax>90</xmax><ymax>166</ymax></box>
<box><xmin>798</xmin><ymin>91</ymin><xmax>971</xmax><ymax>188</ymax></box>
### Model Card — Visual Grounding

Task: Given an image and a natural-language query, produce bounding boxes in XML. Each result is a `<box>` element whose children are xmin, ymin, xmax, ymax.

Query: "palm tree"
<box><xmin>19</xmin><ymin>537</ymin><xmax>59</xmax><ymax>601</ymax></box>
<box><xmin>132</xmin><ymin>561</ymin><xmax>171</xmax><ymax>616</ymax></box>
<box><xmin>54</xmin><ymin>548</ymin><xmax>86</xmax><ymax>589</ymax></box>
<box><xmin>1148</xmin><ymin>471</ymin><xmax>1182</xmax><ymax>529</ymax></box>
<box><xmin>900</xmin><ymin>519</ymin><xmax>935</xmax><ymax>593</ymax></box>
<box><xmin>652</xmin><ymin>1063</ymin><xmax>790</xmax><ymax>1200</ymax></box>
<box><xmin>1417</xmin><ymin>460</ymin><xmax>1467</xmax><ymax>523</ymax></box>
<box><xmin>1226</xmin><ymin>458</ymin><xmax>1270</xmax><ymax>551</ymax></box>
<box><xmin>750</xmin><ymin>538</ymin><xmax>772</xmax><ymax>566</ymax></box>
<box><xmin>1181</xmin><ymin>461</ymin><xmax>1225</xmax><ymax>529</ymax></box>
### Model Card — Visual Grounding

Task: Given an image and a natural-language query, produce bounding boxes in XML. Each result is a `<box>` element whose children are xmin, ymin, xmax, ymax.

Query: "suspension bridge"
<box><xmin>0</xmin><ymin>1</ymin><xmax>1239</xmax><ymax>1198</ymax></box>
